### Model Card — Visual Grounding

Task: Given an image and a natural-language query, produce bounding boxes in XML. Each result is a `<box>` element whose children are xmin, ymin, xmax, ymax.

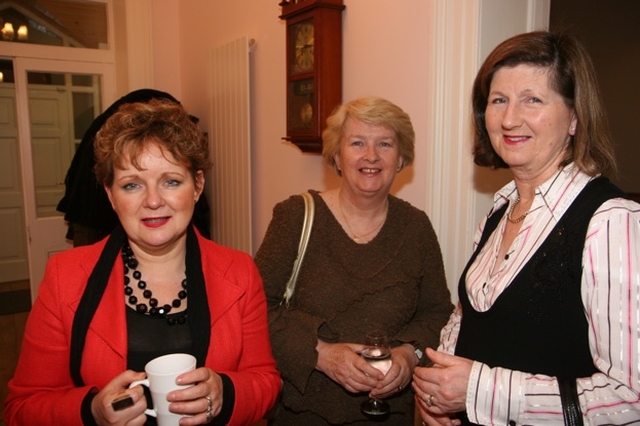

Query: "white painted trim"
<box><xmin>528</xmin><ymin>0</ymin><xmax>551</xmax><ymax>31</ymax></box>
<box><xmin>423</xmin><ymin>0</ymin><xmax>551</xmax><ymax>301</ymax></box>
<box><xmin>424</xmin><ymin>1</ymin><xmax>480</xmax><ymax>301</ymax></box>
<box><xmin>124</xmin><ymin>0</ymin><xmax>154</xmax><ymax>88</ymax></box>
<box><xmin>0</xmin><ymin>43</ymin><xmax>115</xmax><ymax>63</ymax></box>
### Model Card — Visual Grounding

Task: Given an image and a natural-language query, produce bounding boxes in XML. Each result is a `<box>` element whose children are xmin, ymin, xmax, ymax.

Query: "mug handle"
<box><xmin>129</xmin><ymin>379</ymin><xmax>156</xmax><ymax>418</ymax></box>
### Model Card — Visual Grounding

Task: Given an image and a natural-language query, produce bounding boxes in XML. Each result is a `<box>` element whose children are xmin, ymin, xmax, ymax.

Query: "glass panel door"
<box><xmin>27</xmin><ymin>70</ymin><xmax>101</xmax><ymax>217</ymax></box>
<box><xmin>14</xmin><ymin>57</ymin><xmax>114</xmax><ymax>300</ymax></box>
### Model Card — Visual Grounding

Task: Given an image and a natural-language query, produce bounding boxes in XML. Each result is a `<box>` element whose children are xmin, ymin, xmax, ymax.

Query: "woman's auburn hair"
<box><xmin>94</xmin><ymin>98</ymin><xmax>211</xmax><ymax>187</ymax></box>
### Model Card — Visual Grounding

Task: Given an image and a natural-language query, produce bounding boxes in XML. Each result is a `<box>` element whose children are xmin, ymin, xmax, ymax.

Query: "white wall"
<box><xmin>142</xmin><ymin>0</ymin><xmax>544</xmax><ymax>300</ymax></box>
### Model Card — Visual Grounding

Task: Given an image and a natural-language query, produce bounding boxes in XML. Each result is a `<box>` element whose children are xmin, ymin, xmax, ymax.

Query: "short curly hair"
<box><xmin>322</xmin><ymin>96</ymin><xmax>415</xmax><ymax>176</ymax></box>
<box><xmin>471</xmin><ymin>30</ymin><xmax>616</xmax><ymax>177</ymax></box>
<box><xmin>94</xmin><ymin>98</ymin><xmax>212</xmax><ymax>187</ymax></box>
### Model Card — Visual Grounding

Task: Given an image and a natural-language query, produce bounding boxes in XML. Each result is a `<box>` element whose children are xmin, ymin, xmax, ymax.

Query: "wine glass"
<box><xmin>360</xmin><ymin>331</ymin><xmax>392</xmax><ymax>417</ymax></box>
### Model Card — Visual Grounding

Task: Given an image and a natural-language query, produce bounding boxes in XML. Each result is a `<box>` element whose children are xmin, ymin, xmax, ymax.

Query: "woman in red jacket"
<box><xmin>4</xmin><ymin>98</ymin><xmax>281</xmax><ymax>425</ymax></box>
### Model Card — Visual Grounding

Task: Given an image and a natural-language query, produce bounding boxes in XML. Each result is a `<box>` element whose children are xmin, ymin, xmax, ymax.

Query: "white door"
<box><xmin>14</xmin><ymin>58</ymin><xmax>114</xmax><ymax>301</ymax></box>
<box><xmin>0</xmin><ymin>83</ymin><xmax>28</xmax><ymax>282</ymax></box>
<box><xmin>28</xmin><ymin>86</ymin><xmax>73</xmax><ymax>217</ymax></box>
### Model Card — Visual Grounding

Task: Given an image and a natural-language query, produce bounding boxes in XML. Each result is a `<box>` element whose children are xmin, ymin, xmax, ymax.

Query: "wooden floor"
<box><xmin>0</xmin><ymin>280</ymin><xmax>30</xmax><ymax>424</ymax></box>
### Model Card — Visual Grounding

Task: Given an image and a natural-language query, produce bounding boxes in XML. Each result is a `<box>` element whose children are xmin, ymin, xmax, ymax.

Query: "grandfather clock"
<box><xmin>279</xmin><ymin>0</ymin><xmax>345</xmax><ymax>153</ymax></box>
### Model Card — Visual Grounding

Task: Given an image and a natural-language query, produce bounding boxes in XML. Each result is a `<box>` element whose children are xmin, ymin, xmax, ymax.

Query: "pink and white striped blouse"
<box><xmin>439</xmin><ymin>163</ymin><xmax>640</xmax><ymax>425</ymax></box>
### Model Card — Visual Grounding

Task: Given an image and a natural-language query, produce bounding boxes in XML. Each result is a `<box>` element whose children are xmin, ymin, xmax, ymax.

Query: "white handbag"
<box><xmin>281</xmin><ymin>192</ymin><xmax>315</xmax><ymax>308</ymax></box>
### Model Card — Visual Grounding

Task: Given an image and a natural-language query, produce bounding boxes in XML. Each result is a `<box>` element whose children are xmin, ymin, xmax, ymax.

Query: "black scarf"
<box><xmin>70</xmin><ymin>225</ymin><xmax>211</xmax><ymax>386</ymax></box>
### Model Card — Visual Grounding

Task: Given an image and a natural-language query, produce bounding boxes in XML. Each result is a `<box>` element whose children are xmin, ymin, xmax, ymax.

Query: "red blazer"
<box><xmin>5</xmin><ymin>232</ymin><xmax>281</xmax><ymax>425</ymax></box>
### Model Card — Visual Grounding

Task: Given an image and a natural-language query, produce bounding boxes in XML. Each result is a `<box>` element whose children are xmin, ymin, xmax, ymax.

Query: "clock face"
<box><xmin>280</xmin><ymin>2</ymin><xmax>344</xmax><ymax>152</ymax></box>
<box><xmin>288</xmin><ymin>78</ymin><xmax>314</xmax><ymax>131</ymax></box>
<box><xmin>291</xmin><ymin>20</ymin><xmax>314</xmax><ymax>74</ymax></box>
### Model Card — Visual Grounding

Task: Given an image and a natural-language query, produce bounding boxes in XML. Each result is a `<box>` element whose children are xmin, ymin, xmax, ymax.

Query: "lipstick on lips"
<box><xmin>142</xmin><ymin>216</ymin><xmax>170</xmax><ymax>228</ymax></box>
<box><xmin>503</xmin><ymin>135</ymin><xmax>528</xmax><ymax>145</ymax></box>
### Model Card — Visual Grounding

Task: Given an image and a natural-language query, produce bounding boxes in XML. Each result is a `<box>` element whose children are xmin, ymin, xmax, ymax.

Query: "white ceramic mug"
<box><xmin>129</xmin><ymin>353</ymin><xmax>196</xmax><ymax>426</ymax></box>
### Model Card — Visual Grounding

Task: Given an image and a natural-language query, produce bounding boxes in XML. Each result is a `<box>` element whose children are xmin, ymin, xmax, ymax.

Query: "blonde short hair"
<box><xmin>322</xmin><ymin>96</ymin><xmax>415</xmax><ymax>176</ymax></box>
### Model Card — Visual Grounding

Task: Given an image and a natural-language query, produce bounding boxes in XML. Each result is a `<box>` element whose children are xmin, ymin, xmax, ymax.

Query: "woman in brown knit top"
<box><xmin>255</xmin><ymin>96</ymin><xmax>453</xmax><ymax>425</ymax></box>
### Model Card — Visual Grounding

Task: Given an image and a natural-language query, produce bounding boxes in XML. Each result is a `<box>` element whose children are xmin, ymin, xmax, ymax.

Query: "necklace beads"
<box><xmin>122</xmin><ymin>242</ymin><xmax>188</xmax><ymax>325</ymax></box>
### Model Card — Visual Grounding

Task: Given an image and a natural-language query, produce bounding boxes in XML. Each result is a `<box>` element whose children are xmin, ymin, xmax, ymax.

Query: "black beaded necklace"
<box><xmin>121</xmin><ymin>242</ymin><xmax>188</xmax><ymax>325</ymax></box>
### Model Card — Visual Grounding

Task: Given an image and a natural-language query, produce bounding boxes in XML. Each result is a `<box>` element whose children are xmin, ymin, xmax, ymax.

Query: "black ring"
<box><xmin>111</xmin><ymin>394</ymin><xmax>134</xmax><ymax>411</ymax></box>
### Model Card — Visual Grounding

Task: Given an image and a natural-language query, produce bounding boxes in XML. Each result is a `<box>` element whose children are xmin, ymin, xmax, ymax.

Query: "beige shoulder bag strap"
<box><xmin>281</xmin><ymin>192</ymin><xmax>315</xmax><ymax>308</ymax></box>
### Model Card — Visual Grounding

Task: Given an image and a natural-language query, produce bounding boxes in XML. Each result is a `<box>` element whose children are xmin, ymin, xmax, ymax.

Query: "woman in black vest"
<box><xmin>413</xmin><ymin>31</ymin><xmax>640</xmax><ymax>425</ymax></box>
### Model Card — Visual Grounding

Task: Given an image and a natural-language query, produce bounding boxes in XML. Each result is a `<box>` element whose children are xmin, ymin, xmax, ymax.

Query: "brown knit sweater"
<box><xmin>255</xmin><ymin>190</ymin><xmax>452</xmax><ymax>425</ymax></box>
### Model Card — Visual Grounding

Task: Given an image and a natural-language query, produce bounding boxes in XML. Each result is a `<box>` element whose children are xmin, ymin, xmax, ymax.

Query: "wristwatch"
<box><xmin>409</xmin><ymin>341</ymin><xmax>424</xmax><ymax>366</ymax></box>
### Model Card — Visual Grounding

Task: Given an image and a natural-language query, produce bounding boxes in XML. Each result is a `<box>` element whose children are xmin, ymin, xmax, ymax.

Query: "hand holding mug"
<box><xmin>128</xmin><ymin>353</ymin><xmax>197</xmax><ymax>426</ymax></box>
<box><xmin>90</xmin><ymin>370</ymin><xmax>147</xmax><ymax>425</ymax></box>
<box><xmin>166</xmin><ymin>365</ymin><xmax>225</xmax><ymax>425</ymax></box>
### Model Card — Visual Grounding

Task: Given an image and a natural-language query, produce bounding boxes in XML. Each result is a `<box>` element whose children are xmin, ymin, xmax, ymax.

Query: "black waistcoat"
<box><xmin>454</xmin><ymin>177</ymin><xmax>626</xmax><ymax>425</ymax></box>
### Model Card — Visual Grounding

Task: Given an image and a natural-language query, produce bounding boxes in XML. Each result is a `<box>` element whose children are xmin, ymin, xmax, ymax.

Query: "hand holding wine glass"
<box><xmin>360</xmin><ymin>330</ymin><xmax>392</xmax><ymax>417</ymax></box>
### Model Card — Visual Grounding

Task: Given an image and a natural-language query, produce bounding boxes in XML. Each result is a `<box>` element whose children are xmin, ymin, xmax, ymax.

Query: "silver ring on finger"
<box><xmin>205</xmin><ymin>395</ymin><xmax>213</xmax><ymax>422</ymax></box>
<box><xmin>426</xmin><ymin>394</ymin><xmax>435</xmax><ymax>407</ymax></box>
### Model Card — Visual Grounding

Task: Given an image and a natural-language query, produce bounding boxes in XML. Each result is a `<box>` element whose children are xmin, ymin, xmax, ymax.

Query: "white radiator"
<box><xmin>209</xmin><ymin>36</ymin><xmax>254</xmax><ymax>254</ymax></box>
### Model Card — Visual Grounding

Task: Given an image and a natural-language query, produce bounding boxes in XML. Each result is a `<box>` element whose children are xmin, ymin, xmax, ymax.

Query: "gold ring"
<box><xmin>426</xmin><ymin>394</ymin><xmax>435</xmax><ymax>407</ymax></box>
